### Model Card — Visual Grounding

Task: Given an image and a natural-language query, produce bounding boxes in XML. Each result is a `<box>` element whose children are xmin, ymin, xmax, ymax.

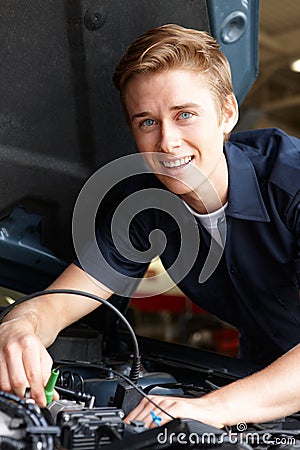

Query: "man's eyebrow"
<box><xmin>170</xmin><ymin>102</ymin><xmax>201</xmax><ymax>110</ymax></box>
<box><xmin>131</xmin><ymin>103</ymin><xmax>201</xmax><ymax>121</ymax></box>
<box><xmin>131</xmin><ymin>111</ymin><xmax>152</xmax><ymax>121</ymax></box>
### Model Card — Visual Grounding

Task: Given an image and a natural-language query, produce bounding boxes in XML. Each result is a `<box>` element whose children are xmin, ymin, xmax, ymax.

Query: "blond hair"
<box><xmin>113</xmin><ymin>24</ymin><xmax>234</xmax><ymax>121</ymax></box>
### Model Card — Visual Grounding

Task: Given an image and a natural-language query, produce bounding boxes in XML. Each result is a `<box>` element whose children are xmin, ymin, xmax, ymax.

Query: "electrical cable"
<box><xmin>55</xmin><ymin>359</ymin><xmax>176</xmax><ymax>421</ymax></box>
<box><xmin>0</xmin><ymin>288</ymin><xmax>175</xmax><ymax>420</ymax></box>
<box><xmin>0</xmin><ymin>288</ymin><xmax>141</xmax><ymax>383</ymax></box>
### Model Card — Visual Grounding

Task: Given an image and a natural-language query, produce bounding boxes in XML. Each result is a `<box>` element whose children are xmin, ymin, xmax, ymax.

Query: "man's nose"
<box><xmin>159</xmin><ymin>122</ymin><xmax>181</xmax><ymax>153</ymax></box>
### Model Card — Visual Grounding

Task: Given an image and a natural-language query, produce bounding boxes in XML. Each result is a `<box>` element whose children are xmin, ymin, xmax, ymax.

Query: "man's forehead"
<box><xmin>123</xmin><ymin>69</ymin><xmax>215</xmax><ymax>120</ymax></box>
<box><xmin>125</xmin><ymin>69</ymin><xmax>210</xmax><ymax>95</ymax></box>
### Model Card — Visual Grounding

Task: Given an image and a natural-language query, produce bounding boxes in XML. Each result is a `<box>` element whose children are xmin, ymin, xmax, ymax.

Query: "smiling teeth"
<box><xmin>162</xmin><ymin>156</ymin><xmax>192</xmax><ymax>168</ymax></box>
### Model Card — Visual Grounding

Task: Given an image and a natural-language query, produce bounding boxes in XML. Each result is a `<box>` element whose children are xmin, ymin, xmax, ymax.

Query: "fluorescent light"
<box><xmin>290</xmin><ymin>58</ymin><xmax>300</xmax><ymax>73</ymax></box>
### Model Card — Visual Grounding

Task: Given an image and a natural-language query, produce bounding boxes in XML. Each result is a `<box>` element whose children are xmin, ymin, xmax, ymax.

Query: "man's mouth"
<box><xmin>161</xmin><ymin>156</ymin><xmax>193</xmax><ymax>169</ymax></box>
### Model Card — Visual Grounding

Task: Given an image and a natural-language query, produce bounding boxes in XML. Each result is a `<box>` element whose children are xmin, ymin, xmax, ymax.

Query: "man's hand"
<box><xmin>125</xmin><ymin>344</ymin><xmax>300</xmax><ymax>430</ymax></box>
<box><xmin>0</xmin><ymin>264</ymin><xmax>113</xmax><ymax>405</ymax></box>
<box><xmin>124</xmin><ymin>394</ymin><xmax>223</xmax><ymax>429</ymax></box>
<box><xmin>0</xmin><ymin>318</ymin><xmax>56</xmax><ymax>405</ymax></box>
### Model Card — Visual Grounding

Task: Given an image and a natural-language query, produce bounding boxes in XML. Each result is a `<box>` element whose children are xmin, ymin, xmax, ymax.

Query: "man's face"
<box><xmin>124</xmin><ymin>69</ymin><xmax>237</xmax><ymax>207</ymax></box>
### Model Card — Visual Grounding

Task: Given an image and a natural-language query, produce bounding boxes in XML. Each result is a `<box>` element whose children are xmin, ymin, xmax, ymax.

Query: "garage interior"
<box><xmin>239</xmin><ymin>0</ymin><xmax>300</xmax><ymax>137</ymax></box>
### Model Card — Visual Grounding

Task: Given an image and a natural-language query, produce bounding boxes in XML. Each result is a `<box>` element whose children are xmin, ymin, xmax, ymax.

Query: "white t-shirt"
<box><xmin>183</xmin><ymin>201</ymin><xmax>227</xmax><ymax>247</ymax></box>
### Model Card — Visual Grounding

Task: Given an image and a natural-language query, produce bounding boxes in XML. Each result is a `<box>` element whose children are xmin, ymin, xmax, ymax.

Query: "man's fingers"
<box><xmin>0</xmin><ymin>360</ymin><xmax>13</xmax><ymax>393</ymax></box>
<box><xmin>22</xmin><ymin>338</ymin><xmax>53</xmax><ymax>406</ymax></box>
<box><xmin>126</xmin><ymin>396</ymin><xmax>166</xmax><ymax>428</ymax></box>
<box><xmin>52</xmin><ymin>389</ymin><xmax>60</xmax><ymax>401</ymax></box>
<box><xmin>125</xmin><ymin>395</ymin><xmax>179</xmax><ymax>429</ymax></box>
<box><xmin>1</xmin><ymin>334</ymin><xmax>52</xmax><ymax>405</ymax></box>
<box><xmin>4</xmin><ymin>341</ymin><xmax>30</xmax><ymax>398</ymax></box>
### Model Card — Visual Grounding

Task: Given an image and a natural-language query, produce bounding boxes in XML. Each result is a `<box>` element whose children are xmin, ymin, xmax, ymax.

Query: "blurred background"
<box><xmin>238</xmin><ymin>0</ymin><xmax>300</xmax><ymax>137</ymax></box>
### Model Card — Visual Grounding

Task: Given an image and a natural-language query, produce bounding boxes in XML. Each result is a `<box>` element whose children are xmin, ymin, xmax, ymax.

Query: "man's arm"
<box><xmin>126</xmin><ymin>342</ymin><xmax>300</xmax><ymax>428</ymax></box>
<box><xmin>0</xmin><ymin>263</ymin><xmax>113</xmax><ymax>405</ymax></box>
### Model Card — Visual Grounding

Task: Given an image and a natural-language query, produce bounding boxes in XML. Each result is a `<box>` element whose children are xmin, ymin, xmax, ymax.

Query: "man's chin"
<box><xmin>156</xmin><ymin>174</ymin><xmax>194</xmax><ymax>195</ymax></box>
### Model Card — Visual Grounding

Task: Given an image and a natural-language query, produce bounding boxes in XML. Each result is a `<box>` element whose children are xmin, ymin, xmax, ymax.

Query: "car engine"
<box><xmin>1</xmin><ymin>290</ymin><xmax>300</xmax><ymax>450</ymax></box>
<box><xmin>1</xmin><ymin>352</ymin><xmax>300</xmax><ymax>450</ymax></box>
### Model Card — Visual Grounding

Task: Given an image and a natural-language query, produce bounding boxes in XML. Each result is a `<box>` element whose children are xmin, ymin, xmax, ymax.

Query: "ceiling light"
<box><xmin>290</xmin><ymin>58</ymin><xmax>300</xmax><ymax>73</ymax></box>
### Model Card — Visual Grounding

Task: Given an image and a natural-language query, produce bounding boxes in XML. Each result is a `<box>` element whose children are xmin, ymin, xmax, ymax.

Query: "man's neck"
<box><xmin>180</xmin><ymin>157</ymin><xmax>229</xmax><ymax>214</ymax></box>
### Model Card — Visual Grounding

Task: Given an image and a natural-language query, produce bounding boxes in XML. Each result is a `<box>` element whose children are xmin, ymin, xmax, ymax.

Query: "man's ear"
<box><xmin>222</xmin><ymin>94</ymin><xmax>239</xmax><ymax>134</ymax></box>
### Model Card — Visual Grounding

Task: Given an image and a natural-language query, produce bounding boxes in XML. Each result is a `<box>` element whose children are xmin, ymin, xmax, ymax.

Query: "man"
<box><xmin>0</xmin><ymin>24</ymin><xmax>299</xmax><ymax>429</ymax></box>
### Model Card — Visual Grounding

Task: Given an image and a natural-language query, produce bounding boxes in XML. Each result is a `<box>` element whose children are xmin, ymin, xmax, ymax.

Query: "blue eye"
<box><xmin>180</xmin><ymin>112</ymin><xmax>193</xmax><ymax>120</ymax></box>
<box><xmin>142</xmin><ymin>119</ymin><xmax>155</xmax><ymax>127</ymax></box>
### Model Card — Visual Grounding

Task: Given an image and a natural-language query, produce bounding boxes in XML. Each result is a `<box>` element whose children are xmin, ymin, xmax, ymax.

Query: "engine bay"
<box><xmin>1</xmin><ymin>316</ymin><xmax>300</xmax><ymax>450</ymax></box>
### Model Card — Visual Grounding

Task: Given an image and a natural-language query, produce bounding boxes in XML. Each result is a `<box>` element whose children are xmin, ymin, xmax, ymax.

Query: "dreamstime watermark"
<box><xmin>156</xmin><ymin>423</ymin><xmax>296</xmax><ymax>447</ymax></box>
<box><xmin>72</xmin><ymin>153</ymin><xmax>227</xmax><ymax>297</ymax></box>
